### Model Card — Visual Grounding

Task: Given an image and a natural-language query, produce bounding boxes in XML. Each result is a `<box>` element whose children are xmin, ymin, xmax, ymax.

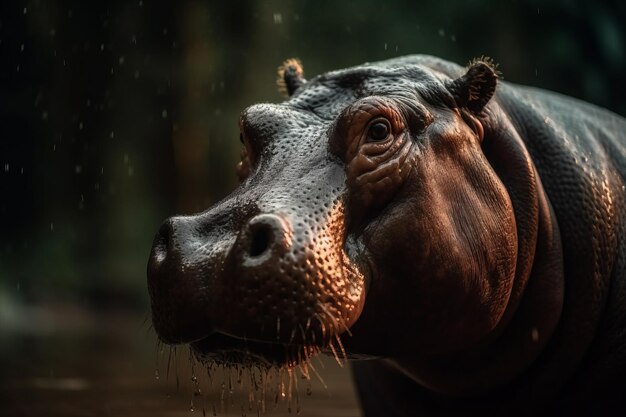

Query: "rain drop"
<box><xmin>531</xmin><ymin>327</ymin><xmax>539</xmax><ymax>342</ymax></box>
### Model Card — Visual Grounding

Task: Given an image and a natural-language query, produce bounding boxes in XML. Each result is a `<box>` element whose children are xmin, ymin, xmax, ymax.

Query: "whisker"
<box><xmin>327</xmin><ymin>339</ymin><xmax>344</xmax><ymax>367</ymax></box>
<box><xmin>296</xmin><ymin>347</ymin><xmax>302</xmax><ymax>364</ymax></box>
<box><xmin>313</xmin><ymin>349</ymin><xmax>325</xmax><ymax>369</ymax></box>
<box><xmin>299</xmin><ymin>358</ymin><xmax>310</xmax><ymax>380</ymax></box>
<box><xmin>290</xmin><ymin>325</ymin><xmax>297</xmax><ymax>344</ymax></box>
<box><xmin>338</xmin><ymin>315</ymin><xmax>353</xmax><ymax>337</ymax></box>
<box><xmin>315</xmin><ymin>314</ymin><xmax>327</xmax><ymax>345</ymax></box>
<box><xmin>293</xmin><ymin>362</ymin><xmax>301</xmax><ymax>414</ymax></box>
<box><xmin>335</xmin><ymin>333</ymin><xmax>348</xmax><ymax>362</ymax></box>
<box><xmin>307</xmin><ymin>361</ymin><xmax>327</xmax><ymax>389</ymax></box>
<box><xmin>138</xmin><ymin>313</ymin><xmax>150</xmax><ymax>331</ymax></box>
<box><xmin>167</xmin><ymin>345</ymin><xmax>173</xmax><ymax>381</ymax></box>
<box><xmin>298</xmin><ymin>324</ymin><xmax>307</xmax><ymax>344</ymax></box>
<box><xmin>287</xmin><ymin>368</ymin><xmax>293</xmax><ymax>412</ymax></box>
<box><xmin>319</xmin><ymin>304</ymin><xmax>338</xmax><ymax>331</ymax></box>
<box><xmin>145</xmin><ymin>323</ymin><xmax>155</xmax><ymax>339</ymax></box>
<box><xmin>174</xmin><ymin>345</ymin><xmax>180</xmax><ymax>390</ymax></box>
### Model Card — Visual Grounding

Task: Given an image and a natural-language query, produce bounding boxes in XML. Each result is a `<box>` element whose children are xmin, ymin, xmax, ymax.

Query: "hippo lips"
<box><xmin>190</xmin><ymin>331</ymin><xmax>327</xmax><ymax>367</ymax></box>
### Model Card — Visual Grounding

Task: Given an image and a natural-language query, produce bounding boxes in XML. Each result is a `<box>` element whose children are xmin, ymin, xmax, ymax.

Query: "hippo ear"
<box><xmin>447</xmin><ymin>57</ymin><xmax>499</xmax><ymax>114</ymax></box>
<box><xmin>277</xmin><ymin>58</ymin><xmax>306</xmax><ymax>97</ymax></box>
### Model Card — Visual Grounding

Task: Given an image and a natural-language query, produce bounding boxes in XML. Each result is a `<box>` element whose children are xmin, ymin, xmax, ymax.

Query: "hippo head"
<box><xmin>147</xmin><ymin>56</ymin><xmax>518</xmax><ymax>368</ymax></box>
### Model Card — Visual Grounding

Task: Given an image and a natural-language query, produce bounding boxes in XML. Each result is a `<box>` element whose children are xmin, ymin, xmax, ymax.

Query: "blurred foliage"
<box><xmin>0</xmin><ymin>0</ymin><xmax>624</xmax><ymax>310</ymax></box>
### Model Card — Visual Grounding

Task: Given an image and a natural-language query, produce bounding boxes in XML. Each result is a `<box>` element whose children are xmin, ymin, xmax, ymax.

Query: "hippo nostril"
<box><xmin>248</xmin><ymin>222</ymin><xmax>273</xmax><ymax>258</ymax></box>
<box><xmin>243</xmin><ymin>214</ymin><xmax>291</xmax><ymax>261</ymax></box>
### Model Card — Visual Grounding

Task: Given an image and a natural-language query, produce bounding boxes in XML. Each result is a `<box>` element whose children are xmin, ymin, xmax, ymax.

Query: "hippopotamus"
<box><xmin>147</xmin><ymin>55</ymin><xmax>626</xmax><ymax>416</ymax></box>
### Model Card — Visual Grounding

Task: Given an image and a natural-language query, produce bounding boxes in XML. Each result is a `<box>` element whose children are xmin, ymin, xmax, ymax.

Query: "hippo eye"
<box><xmin>367</xmin><ymin>119</ymin><xmax>390</xmax><ymax>142</ymax></box>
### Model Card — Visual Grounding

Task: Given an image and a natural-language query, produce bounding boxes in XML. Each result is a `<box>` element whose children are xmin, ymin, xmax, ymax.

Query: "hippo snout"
<box><xmin>147</xmin><ymin>193</ymin><xmax>366</xmax><ymax>364</ymax></box>
<box><xmin>147</xmin><ymin>213</ymin><xmax>291</xmax><ymax>345</ymax></box>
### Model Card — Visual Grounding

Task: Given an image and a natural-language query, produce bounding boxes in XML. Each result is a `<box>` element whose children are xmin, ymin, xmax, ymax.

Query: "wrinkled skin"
<box><xmin>147</xmin><ymin>55</ymin><xmax>626</xmax><ymax>416</ymax></box>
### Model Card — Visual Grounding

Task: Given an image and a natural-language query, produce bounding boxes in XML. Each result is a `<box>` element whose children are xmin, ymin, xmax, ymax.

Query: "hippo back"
<box><xmin>496</xmin><ymin>82</ymin><xmax>626</xmax><ymax>401</ymax></box>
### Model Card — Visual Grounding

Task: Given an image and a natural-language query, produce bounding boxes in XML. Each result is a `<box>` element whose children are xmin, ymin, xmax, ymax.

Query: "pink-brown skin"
<box><xmin>148</xmin><ymin>56</ymin><xmax>626</xmax><ymax>416</ymax></box>
<box><xmin>332</xmin><ymin>77</ymin><xmax>563</xmax><ymax>396</ymax></box>
<box><xmin>336</xmin><ymin>95</ymin><xmax>521</xmax><ymax>355</ymax></box>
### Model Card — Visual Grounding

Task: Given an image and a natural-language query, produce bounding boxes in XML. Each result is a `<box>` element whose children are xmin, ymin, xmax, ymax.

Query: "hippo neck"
<box><xmin>388</xmin><ymin>104</ymin><xmax>566</xmax><ymax>397</ymax></box>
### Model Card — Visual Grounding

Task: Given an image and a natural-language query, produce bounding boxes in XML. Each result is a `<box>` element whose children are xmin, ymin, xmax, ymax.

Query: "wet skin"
<box><xmin>147</xmin><ymin>55</ymin><xmax>626</xmax><ymax>416</ymax></box>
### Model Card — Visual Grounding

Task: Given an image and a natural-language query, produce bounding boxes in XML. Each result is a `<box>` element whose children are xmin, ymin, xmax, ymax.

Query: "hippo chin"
<box><xmin>148</xmin><ymin>55</ymin><xmax>626</xmax><ymax>416</ymax></box>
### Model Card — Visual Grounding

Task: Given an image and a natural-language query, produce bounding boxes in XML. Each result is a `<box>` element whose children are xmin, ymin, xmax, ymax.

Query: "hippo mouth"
<box><xmin>190</xmin><ymin>331</ymin><xmax>323</xmax><ymax>368</ymax></box>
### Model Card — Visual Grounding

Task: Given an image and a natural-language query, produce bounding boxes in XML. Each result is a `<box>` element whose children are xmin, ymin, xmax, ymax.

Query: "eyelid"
<box><xmin>395</xmin><ymin>98</ymin><xmax>433</xmax><ymax>132</ymax></box>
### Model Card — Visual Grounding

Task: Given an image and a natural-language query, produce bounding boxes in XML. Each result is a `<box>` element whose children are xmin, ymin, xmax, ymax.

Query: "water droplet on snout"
<box><xmin>154</xmin><ymin>369</ymin><xmax>160</xmax><ymax>380</ymax></box>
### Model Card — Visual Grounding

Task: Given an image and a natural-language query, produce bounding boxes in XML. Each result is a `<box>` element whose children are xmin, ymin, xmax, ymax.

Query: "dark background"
<box><xmin>0</xmin><ymin>2</ymin><xmax>625</xmax><ymax>415</ymax></box>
